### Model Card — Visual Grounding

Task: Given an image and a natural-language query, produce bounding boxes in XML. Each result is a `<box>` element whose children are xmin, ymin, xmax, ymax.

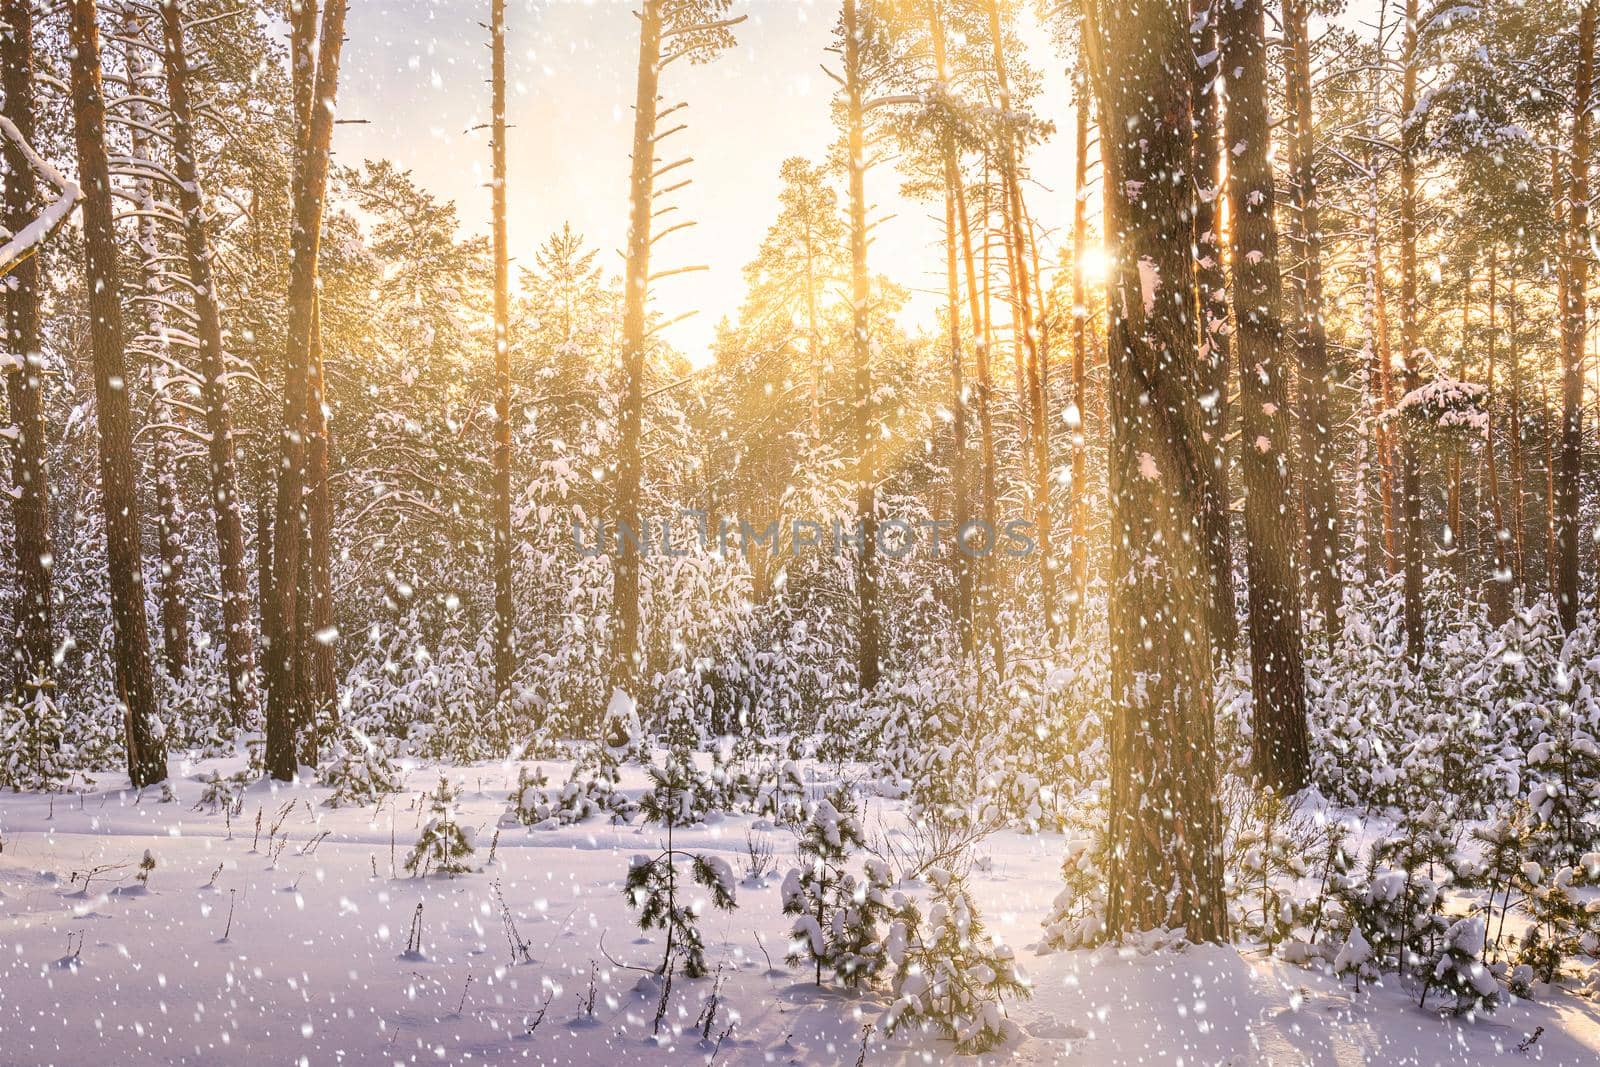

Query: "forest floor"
<box><xmin>2</xmin><ymin>755</ymin><xmax>1599</xmax><ymax>1065</ymax></box>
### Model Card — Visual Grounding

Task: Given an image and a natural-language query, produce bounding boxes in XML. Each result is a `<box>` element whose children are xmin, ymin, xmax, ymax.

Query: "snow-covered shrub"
<box><xmin>1514</xmin><ymin>859</ymin><xmax>1599</xmax><ymax>984</ymax></box>
<box><xmin>405</xmin><ymin>775</ymin><xmax>476</xmax><ymax>877</ymax></box>
<box><xmin>781</xmin><ymin>786</ymin><xmax>894</xmax><ymax>987</ymax></box>
<box><xmin>881</xmin><ymin>868</ymin><xmax>1029</xmax><ymax>1053</ymax></box>
<box><xmin>1222</xmin><ymin>778</ymin><xmax>1315</xmax><ymax>949</ymax></box>
<box><xmin>1335</xmin><ymin>806</ymin><xmax>1464</xmax><ymax>978</ymax></box>
<box><xmin>319</xmin><ymin>725</ymin><xmax>403</xmax><ymax>808</ymax></box>
<box><xmin>1422</xmin><ymin>916</ymin><xmax>1499</xmax><ymax>1016</ymax></box>
<box><xmin>0</xmin><ymin>682</ymin><xmax>69</xmax><ymax>791</ymax></box>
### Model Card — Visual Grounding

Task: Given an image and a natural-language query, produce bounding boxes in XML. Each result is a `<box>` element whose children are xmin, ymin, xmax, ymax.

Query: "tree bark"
<box><xmin>491</xmin><ymin>0</ymin><xmax>515</xmax><ymax>699</ymax></box>
<box><xmin>1284</xmin><ymin>0</ymin><xmax>1342</xmax><ymax>632</ymax></box>
<box><xmin>844</xmin><ymin>0</ymin><xmax>880</xmax><ymax>692</ymax></box>
<box><xmin>264</xmin><ymin>0</ymin><xmax>347</xmax><ymax>779</ymax></box>
<box><xmin>158</xmin><ymin>0</ymin><xmax>260</xmax><ymax>724</ymax></box>
<box><xmin>1483</xmin><ymin>247</ymin><xmax>1511</xmax><ymax>625</ymax></box>
<box><xmin>986</xmin><ymin>0</ymin><xmax>1058</xmax><ymax>646</ymax></box>
<box><xmin>1068</xmin><ymin>62</ymin><xmax>1093</xmax><ymax>637</ymax></box>
<box><xmin>1</xmin><ymin>0</ymin><xmax>54</xmax><ymax>698</ymax></box>
<box><xmin>1220</xmin><ymin>0</ymin><xmax>1309</xmax><ymax>791</ymax></box>
<box><xmin>930</xmin><ymin>0</ymin><xmax>973</xmax><ymax>659</ymax></box>
<box><xmin>1190</xmin><ymin>0</ymin><xmax>1236</xmax><ymax>658</ymax></box>
<box><xmin>954</xmin><ymin>146</ymin><xmax>1005</xmax><ymax>680</ymax></box>
<box><xmin>1084</xmin><ymin>0</ymin><xmax>1226</xmax><ymax>943</ymax></box>
<box><xmin>120</xmin><ymin>6</ymin><xmax>190</xmax><ymax>679</ymax></box>
<box><xmin>66</xmin><ymin>0</ymin><xmax>166</xmax><ymax>786</ymax></box>
<box><xmin>1397</xmin><ymin>0</ymin><xmax>1425</xmax><ymax>656</ymax></box>
<box><xmin>610</xmin><ymin>0</ymin><xmax>662</xmax><ymax>697</ymax></box>
<box><xmin>1555</xmin><ymin>0</ymin><xmax>1595</xmax><ymax>630</ymax></box>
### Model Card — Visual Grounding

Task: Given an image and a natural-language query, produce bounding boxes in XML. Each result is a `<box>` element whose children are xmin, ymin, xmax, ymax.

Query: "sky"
<box><xmin>330</xmin><ymin>0</ymin><xmax>1076</xmax><ymax>366</ymax></box>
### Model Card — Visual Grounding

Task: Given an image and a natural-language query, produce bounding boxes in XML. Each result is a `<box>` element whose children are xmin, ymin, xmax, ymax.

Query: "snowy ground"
<box><xmin>2</xmin><ymin>756</ymin><xmax>1599</xmax><ymax>1066</ymax></box>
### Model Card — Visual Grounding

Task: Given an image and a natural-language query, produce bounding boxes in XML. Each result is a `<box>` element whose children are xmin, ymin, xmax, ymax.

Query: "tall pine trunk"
<box><xmin>66</xmin><ymin>0</ymin><xmax>166</xmax><ymax>786</ymax></box>
<box><xmin>490</xmin><ymin>0</ymin><xmax>515</xmax><ymax>698</ymax></box>
<box><xmin>1484</xmin><ymin>247</ymin><xmax>1511</xmax><ymax>625</ymax></box>
<box><xmin>1397</xmin><ymin>0</ymin><xmax>1426</xmax><ymax>656</ymax></box>
<box><xmin>264</xmin><ymin>0</ymin><xmax>348</xmax><ymax>779</ymax></box>
<box><xmin>844</xmin><ymin>0</ymin><xmax>880</xmax><ymax>692</ymax></box>
<box><xmin>1556</xmin><ymin>0</ymin><xmax>1595</xmax><ymax>630</ymax></box>
<box><xmin>611</xmin><ymin>0</ymin><xmax>662</xmax><ymax>697</ymax></box>
<box><xmin>1</xmin><ymin>0</ymin><xmax>53</xmax><ymax>697</ymax></box>
<box><xmin>120</xmin><ymin>7</ymin><xmax>190</xmax><ymax>678</ymax></box>
<box><xmin>954</xmin><ymin>151</ymin><xmax>1005</xmax><ymax>679</ymax></box>
<box><xmin>1068</xmin><ymin>63</ymin><xmax>1093</xmax><ymax>636</ymax></box>
<box><xmin>930</xmin><ymin>0</ymin><xmax>972</xmax><ymax>659</ymax></box>
<box><xmin>1284</xmin><ymin>0</ymin><xmax>1341</xmax><ymax>632</ymax></box>
<box><xmin>1085</xmin><ymin>0</ymin><xmax>1225</xmax><ymax>943</ymax></box>
<box><xmin>986</xmin><ymin>0</ymin><xmax>1057</xmax><ymax>646</ymax></box>
<box><xmin>1220</xmin><ymin>0</ymin><xmax>1309</xmax><ymax>791</ymax></box>
<box><xmin>1190</xmin><ymin>0</ymin><xmax>1236</xmax><ymax>658</ymax></box>
<box><xmin>158</xmin><ymin>0</ymin><xmax>259</xmax><ymax>724</ymax></box>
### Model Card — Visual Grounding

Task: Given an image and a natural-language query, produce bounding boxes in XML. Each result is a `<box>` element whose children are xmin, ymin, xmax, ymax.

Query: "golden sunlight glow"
<box><xmin>1078</xmin><ymin>246</ymin><xmax>1110</xmax><ymax>284</ymax></box>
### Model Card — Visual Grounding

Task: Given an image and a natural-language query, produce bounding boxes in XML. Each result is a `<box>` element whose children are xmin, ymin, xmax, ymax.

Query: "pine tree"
<box><xmin>66</xmin><ymin>0</ymin><xmax>166</xmax><ymax>787</ymax></box>
<box><xmin>1083</xmin><ymin>0</ymin><xmax>1226</xmax><ymax>942</ymax></box>
<box><xmin>781</xmin><ymin>786</ymin><xmax>894</xmax><ymax>986</ymax></box>
<box><xmin>405</xmin><ymin>775</ymin><xmax>477</xmax><ymax>877</ymax></box>
<box><xmin>626</xmin><ymin>755</ymin><xmax>737</xmax><ymax>977</ymax></box>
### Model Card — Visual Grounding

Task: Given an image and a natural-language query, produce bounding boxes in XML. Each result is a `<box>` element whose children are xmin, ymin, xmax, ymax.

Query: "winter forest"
<box><xmin>2</xmin><ymin>0</ymin><xmax>1600</xmax><ymax>1062</ymax></box>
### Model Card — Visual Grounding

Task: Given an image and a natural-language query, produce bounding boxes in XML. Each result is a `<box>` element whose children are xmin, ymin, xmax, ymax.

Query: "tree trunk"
<box><xmin>986</xmin><ymin>0</ymin><xmax>1057</xmax><ymax>646</ymax></box>
<box><xmin>1</xmin><ymin>0</ymin><xmax>54</xmax><ymax>698</ymax></box>
<box><xmin>1484</xmin><ymin>247</ymin><xmax>1511</xmax><ymax>625</ymax></box>
<box><xmin>930</xmin><ymin>0</ymin><xmax>973</xmax><ymax>659</ymax></box>
<box><xmin>300</xmin><ymin>313</ymin><xmax>336</xmax><ymax>753</ymax></box>
<box><xmin>1068</xmin><ymin>62</ymin><xmax>1093</xmax><ymax>637</ymax></box>
<box><xmin>844</xmin><ymin>0</ymin><xmax>880</xmax><ymax>692</ymax></box>
<box><xmin>1084</xmin><ymin>0</ymin><xmax>1226</xmax><ymax>943</ymax></box>
<box><xmin>1397</xmin><ymin>0</ymin><xmax>1425</xmax><ymax>657</ymax></box>
<box><xmin>1555</xmin><ymin>0</ymin><xmax>1595</xmax><ymax>630</ymax></box>
<box><xmin>611</xmin><ymin>0</ymin><xmax>662</xmax><ymax>697</ymax></box>
<box><xmin>120</xmin><ymin>7</ymin><xmax>190</xmax><ymax>679</ymax></box>
<box><xmin>1284</xmin><ymin>0</ymin><xmax>1341</xmax><ymax>632</ymax></box>
<box><xmin>1190</xmin><ymin>0</ymin><xmax>1236</xmax><ymax>658</ymax></box>
<box><xmin>1220</xmin><ymin>0</ymin><xmax>1309</xmax><ymax>791</ymax></box>
<box><xmin>1509</xmin><ymin>279</ymin><xmax>1527</xmax><ymax>593</ymax></box>
<box><xmin>158</xmin><ymin>0</ymin><xmax>259</xmax><ymax>724</ymax></box>
<box><xmin>264</xmin><ymin>0</ymin><xmax>348</xmax><ymax>780</ymax></box>
<box><xmin>491</xmin><ymin>0</ymin><xmax>515</xmax><ymax>699</ymax></box>
<box><xmin>66</xmin><ymin>0</ymin><xmax>166</xmax><ymax>786</ymax></box>
<box><xmin>954</xmin><ymin>149</ymin><xmax>1005</xmax><ymax>680</ymax></box>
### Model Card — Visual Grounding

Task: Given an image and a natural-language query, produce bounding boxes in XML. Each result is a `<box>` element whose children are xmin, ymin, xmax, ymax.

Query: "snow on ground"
<box><xmin>2</xmin><ymin>756</ymin><xmax>1598</xmax><ymax>1066</ymax></box>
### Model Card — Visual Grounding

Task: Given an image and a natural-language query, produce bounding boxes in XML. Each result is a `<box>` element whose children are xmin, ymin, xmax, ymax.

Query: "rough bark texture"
<box><xmin>158</xmin><ymin>0</ymin><xmax>260</xmax><ymax>724</ymax></box>
<box><xmin>1556</xmin><ymin>0</ymin><xmax>1595</xmax><ymax>631</ymax></box>
<box><xmin>120</xmin><ymin>7</ymin><xmax>190</xmax><ymax>679</ymax></box>
<box><xmin>987</xmin><ymin>0</ymin><xmax>1057</xmax><ymax>646</ymax></box>
<box><xmin>930</xmin><ymin>0</ymin><xmax>972</xmax><ymax>658</ymax></box>
<box><xmin>1483</xmin><ymin>248</ymin><xmax>1511</xmax><ymax>626</ymax></box>
<box><xmin>67</xmin><ymin>0</ymin><xmax>166</xmax><ymax>786</ymax></box>
<box><xmin>264</xmin><ymin>0</ymin><xmax>347</xmax><ymax>779</ymax></box>
<box><xmin>1</xmin><ymin>0</ymin><xmax>54</xmax><ymax>696</ymax></box>
<box><xmin>1220</xmin><ymin>0</ymin><xmax>1309</xmax><ymax>791</ymax></box>
<box><xmin>1190</xmin><ymin>0</ymin><xmax>1236</xmax><ymax>658</ymax></box>
<box><xmin>1084</xmin><ymin>0</ymin><xmax>1226</xmax><ymax>943</ymax></box>
<box><xmin>1284</xmin><ymin>0</ymin><xmax>1342</xmax><ymax>632</ymax></box>
<box><xmin>1397</xmin><ymin>0</ymin><xmax>1425</xmax><ymax>656</ymax></box>
<box><xmin>954</xmin><ymin>147</ymin><xmax>1005</xmax><ymax>680</ymax></box>
<box><xmin>845</xmin><ymin>0</ymin><xmax>880</xmax><ymax>693</ymax></box>
<box><xmin>1068</xmin><ymin>62</ymin><xmax>1092</xmax><ymax>637</ymax></box>
<box><xmin>491</xmin><ymin>0</ymin><xmax>515</xmax><ymax>698</ymax></box>
<box><xmin>610</xmin><ymin>0</ymin><xmax>662</xmax><ymax>697</ymax></box>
